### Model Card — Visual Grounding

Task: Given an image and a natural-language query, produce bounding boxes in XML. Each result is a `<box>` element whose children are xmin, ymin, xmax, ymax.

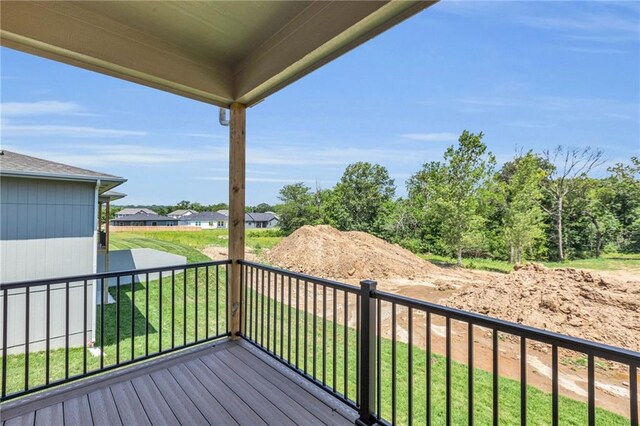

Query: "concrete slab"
<box><xmin>97</xmin><ymin>249</ymin><xmax>187</xmax><ymax>286</ymax></box>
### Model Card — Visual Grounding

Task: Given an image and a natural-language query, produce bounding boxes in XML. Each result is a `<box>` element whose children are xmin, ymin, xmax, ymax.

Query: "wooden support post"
<box><xmin>228</xmin><ymin>102</ymin><xmax>246</xmax><ymax>339</ymax></box>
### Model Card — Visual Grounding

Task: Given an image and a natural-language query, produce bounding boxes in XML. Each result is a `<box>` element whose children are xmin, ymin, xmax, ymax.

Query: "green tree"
<box><xmin>499</xmin><ymin>152</ymin><xmax>546</xmax><ymax>264</ymax></box>
<box><xmin>579</xmin><ymin>178</ymin><xmax>620</xmax><ymax>257</ymax></box>
<box><xmin>251</xmin><ymin>203</ymin><xmax>274</xmax><ymax>213</ymax></box>
<box><xmin>325</xmin><ymin>162</ymin><xmax>395</xmax><ymax>234</ymax></box>
<box><xmin>606</xmin><ymin>157</ymin><xmax>640</xmax><ymax>252</ymax></box>
<box><xmin>409</xmin><ymin>131</ymin><xmax>496</xmax><ymax>265</ymax></box>
<box><xmin>277</xmin><ymin>183</ymin><xmax>321</xmax><ymax>234</ymax></box>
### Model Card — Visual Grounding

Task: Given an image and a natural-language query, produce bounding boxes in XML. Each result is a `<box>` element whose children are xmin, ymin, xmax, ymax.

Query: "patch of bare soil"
<box><xmin>268</xmin><ymin>225</ymin><xmax>442</xmax><ymax>280</ymax></box>
<box><xmin>444</xmin><ymin>263</ymin><xmax>640</xmax><ymax>352</ymax></box>
<box><xmin>202</xmin><ymin>246</ymin><xmax>261</xmax><ymax>263</ymax></box>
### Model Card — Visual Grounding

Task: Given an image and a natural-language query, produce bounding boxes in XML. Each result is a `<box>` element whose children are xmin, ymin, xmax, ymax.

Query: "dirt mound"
<box><xmin>267</xmin><ymin>225</ymin><xmax>437</xmax><ymax>280</ymax></box>
<box><xmin>445</xmin><ymin>263</ymin><xmax>640</xmax><ymax>351</ymax></box>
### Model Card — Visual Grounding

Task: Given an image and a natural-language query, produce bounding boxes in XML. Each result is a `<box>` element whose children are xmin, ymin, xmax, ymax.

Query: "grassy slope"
<box><xmin>110</xmin><ymin>229</ymin><xmax>281</xmax><ymax>261</ymax></box>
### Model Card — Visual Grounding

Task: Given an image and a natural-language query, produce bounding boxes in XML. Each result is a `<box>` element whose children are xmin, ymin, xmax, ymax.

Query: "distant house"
<box><xmin>245</xmin><ymin>212</ymin><xmax>279</xmax><ymax>229</ymax></box>
<box><xmin>115</xmin><ymin>207</ymin><xmax>157</xmax><ymax>218</ymax></box>
<box><xmin>167</xmin><ymin>209</ymin><xmax>197</xmax><ymax>219</ymax></box>
<box><xmin>180</xmin><ymin>211</ymin><xmax>228</xmax><ymax>229</ymax></box>
<box><xmin>110</xmin><ymin>213</ymin><xmax>178</xmax><ymax>227</ymax></box>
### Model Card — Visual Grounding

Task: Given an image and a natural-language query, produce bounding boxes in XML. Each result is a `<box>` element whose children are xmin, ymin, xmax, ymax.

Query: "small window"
<box><xmin>218</xmin><ymin>221</ymin><xmax>224</xmax><ymax>227</ymax></box>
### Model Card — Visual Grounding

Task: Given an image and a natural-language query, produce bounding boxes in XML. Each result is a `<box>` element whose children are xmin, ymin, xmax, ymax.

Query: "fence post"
<box><xmin>357</xmin><ymin>279</ymin><xmax>377</xmax><ymax>426</ymax></box>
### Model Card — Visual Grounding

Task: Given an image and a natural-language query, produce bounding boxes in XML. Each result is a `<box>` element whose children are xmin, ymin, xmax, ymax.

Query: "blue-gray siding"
<box><xmin>1</xmin><ymin>176</ymin><xmax>97</xmax><ymax>354</ymax></box>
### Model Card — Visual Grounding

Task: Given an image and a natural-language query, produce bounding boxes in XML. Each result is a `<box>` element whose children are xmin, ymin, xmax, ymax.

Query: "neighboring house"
<box><xmin>0</xmin><ymin>150</ymin><xmax>126</xmax><ymax>281</ymax></box>
<box><xmin>167</xmin><ymin>209</ymin><xmax>197</xmax><ymax>219</ymax></box>
<box><xmin>110</xmin><ymin>213</ymin><xmax>178</xmax><ymax>226</ymax></box>
<box><xmin>0</xmin><ymin>150</ymin><xmax>126</xmax><ymax>352</ymax></box>
<box><xmin>180</xmin><ymin>211</ymin><xmax>228</xmax><ymax>229</ymax></box>
<box><xmin>115</xmin><ymin>207</ymin><xmax>156</xmax><ymax>218</ymax></box>
<box><xmin>245</xmin><ymin>212</ymin><xmax>279</xmax><ymax>229</ymax></box>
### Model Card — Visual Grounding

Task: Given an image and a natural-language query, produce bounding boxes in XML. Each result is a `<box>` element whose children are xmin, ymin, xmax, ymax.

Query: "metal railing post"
<box><xmin>357</xmin><ymin>279</ymin><xmax>377</xmax><ymax>425</ymax></box>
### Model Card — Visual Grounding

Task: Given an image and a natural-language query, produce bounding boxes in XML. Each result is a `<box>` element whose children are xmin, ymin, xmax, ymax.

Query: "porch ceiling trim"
<box><xmin>0</xmin><ymin>1</ymin><xmax>435</xmax><ymax>108</ymax></box>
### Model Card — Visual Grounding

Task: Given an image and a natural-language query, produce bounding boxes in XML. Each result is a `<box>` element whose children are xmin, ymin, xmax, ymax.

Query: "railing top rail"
<box><xmin>0</xmin><ymin>260</ymin><xmax>231</xmax><ymax>289</ymax></box>
<box><xmin>239</xmin><ymin>260</ymin><xmax>360</xmax><ymax>294</ymax></box>
<box><xmin>374</xmin><ymin>289</ymin><xmax>640</xmax><ymax>366</ymax></box>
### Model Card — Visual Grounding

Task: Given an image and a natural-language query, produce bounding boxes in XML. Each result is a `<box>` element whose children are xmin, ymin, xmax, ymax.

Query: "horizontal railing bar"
<box><xmin>238</xmin><ymin>260</ymin><xmax>360</xmax><ymax>293</ymax></box>
<box><xmin>374</xmin><ymin>290</ymin><xmax>640</xmax><ymax>366</ymax></box>
<box><xmin>0</xmin><ymin>333</ymin><xmax>230</xmax><ymax>403</ymax></box>
<box><xmin>0</xmin><ymin>260</ymin><xmax>231</xmax><ymax>289</ymax></box>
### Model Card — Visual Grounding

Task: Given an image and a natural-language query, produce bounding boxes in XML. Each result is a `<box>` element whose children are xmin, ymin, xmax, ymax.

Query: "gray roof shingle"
<box><xmin>0</xmin><ymin>150</ymin><xmax>125</xmax><ymax>181</ymax></box>
<box><xmin>117</xmin><ymin>208</ymin><xmax>157</xmax><ymax>216</ymax></box>
<box><xmin>110</xmin><ymin>213</ymin><xmax>177</xmax><ymax>222</ymax></box>
<box><xmin>181</xmin><ymin>211</ymin><xmax>227</xmax><ymax>221</ymax></box>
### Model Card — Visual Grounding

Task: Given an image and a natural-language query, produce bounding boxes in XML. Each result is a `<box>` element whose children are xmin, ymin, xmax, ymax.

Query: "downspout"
<box><xmin>91</xmin><ymin>180</ymin><xmax>100</xmax><ymax>345</ymax></box>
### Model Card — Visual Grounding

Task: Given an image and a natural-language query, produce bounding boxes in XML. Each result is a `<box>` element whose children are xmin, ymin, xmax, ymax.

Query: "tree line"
<box><xmin>277</xmin><ymin>131</ymin><xmax>640</xmax><ymax>265</ymax></box>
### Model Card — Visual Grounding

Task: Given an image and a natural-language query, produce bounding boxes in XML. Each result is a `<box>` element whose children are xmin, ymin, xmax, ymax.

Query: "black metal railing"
<box><xmin>239</xmin><ymin>260</ymin><xmax>362</xmax><ymax>409</ymax></box>
<box><xmin>2</xmin><ymin>258</ymin><xmax>639</xmax><ymax>425</ymax></box>
<box><xmin>370</xmin><ymin>289</ymin><xmax>640</xmax><ymax>426</ymax></box>
<box><xmin>239</xmin><ymin>261</ymin><xmax>640</xmax><ymax>426</ymax></box>
<box><xmin>0</xmin><ymin>260</ymin><xmax>230</xmax><ymax>401</ymax></box>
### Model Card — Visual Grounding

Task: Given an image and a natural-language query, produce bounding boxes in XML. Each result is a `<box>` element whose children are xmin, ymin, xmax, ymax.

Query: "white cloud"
<box><xmin>1</xmin><ymin>124</ymin><xmax>146</xmax><ymax>138</ymax></box>
<box><xmin>6</xmin><ymin>140</ymin><xmax>445</xmax><ymax>170</ymax></box>
<box><xmin>518</xmin><ymin>13</ymin><xmax>639</xmax><ymax>35</ymax></box>
<box><xmin>1</xmin><ymin>101</ymin><xmax>82</xmax><ymax>116</ymax></box>
<box><xmin>458</xmin><ymin>95</ymin><xmax>638</xmax><ymax>121</ymax></box>
<box><xmin>185</xmin><ymin>132</ymin><xmax>226</xmax><ymax>139</ymax></box>
<box><xmin>564</xmin><ymin>47</ymin><xmax>627</xmax><ymax>55</ymax></box>
<box><xmin>506</xmin><ymin>121</ymin><xmax>555</xmax><ymax>129</ymax></box>
<box><xmin>401</xmin><ymin>132</ymin><xmax>458</xmax><ymax>142</ymax></box>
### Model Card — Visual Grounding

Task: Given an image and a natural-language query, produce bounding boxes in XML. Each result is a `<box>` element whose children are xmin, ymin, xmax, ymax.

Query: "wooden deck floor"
<box><xmin>0</xmin><ymin>339</ymin><xmax>357</xmax><ymax>425</ymax></box>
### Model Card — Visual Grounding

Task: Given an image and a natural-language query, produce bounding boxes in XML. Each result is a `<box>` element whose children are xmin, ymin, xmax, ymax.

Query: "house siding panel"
<box><xmin>0</xmin><ymin>177</ymin><xmax>96</xmax><ymax>354</ymax></box>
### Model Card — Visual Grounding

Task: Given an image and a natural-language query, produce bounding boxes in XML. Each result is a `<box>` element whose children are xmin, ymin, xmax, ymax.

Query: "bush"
<box><xmin>246</xmin><ymin>229</ymin><xmax>283</xmax><ymax>238</ymax></box>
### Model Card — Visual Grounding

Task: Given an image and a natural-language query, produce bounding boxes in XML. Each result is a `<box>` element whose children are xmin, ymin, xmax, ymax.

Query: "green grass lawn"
<box><xmin>2</xmin><ymin>231</ymin><xmax>633</xmax><ymax>424</ymax></box>
<box><xmin>420</xmin><ymin>252</ymin><xmax>640</xmax><ymax>274</ymax></box>
<box><xmin>110</xmin><ymin>228</ymin><xmax>282</xmax><ymax>261</ymax></box>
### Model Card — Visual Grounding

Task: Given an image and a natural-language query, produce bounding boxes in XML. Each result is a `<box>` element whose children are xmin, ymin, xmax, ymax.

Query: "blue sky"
<box><xmin>1</xmin><ymin>1</ymin><xmax>638</xmax><ymax>206</ymax></box>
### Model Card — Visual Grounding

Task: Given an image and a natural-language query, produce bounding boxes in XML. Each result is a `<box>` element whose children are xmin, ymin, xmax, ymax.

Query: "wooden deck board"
<box><xmin>62</xmin><ymin>396</ymin><xmax>92</xmax><ymax>426</ymax></box>
<box><xmin>215</xmin><ymin>349</ymin><xmax>326</xmax><ymax>425</ymax></box>
<box><xmin>3</xmin><ymin>412</ymin><xmax>34</xmax><ymax>426</ymax></box>
<box><xmin>87</xmin><ymin>388</ymin><xmax>122</xmax><ymax>426</ymax></box>
<box><xmin>110</xmin><ymin>381</ymin><xmax>151</xmax><ymax>426</ymax></box>
<box><xmin>149</xmin><ymin>370</ymin><xmax>208</xmax><ymax>425</ymax></box>
<box><xmin>168</xmin><ymin>363</ymin><xmax>239</xmax><ymax>425</ymax></box>
<box><xmin>198</xmin><ymin>355</ymin><xmax>296</xmax><ymax>425</ymax></box>
<box><xmin>182</xmin><ymin>358</ymin><xmax>266</xmax><ymax>425</ymax></box>
<box><xmin>228</xmin><ymin>345</ymin><xmax>355</xmax><ymax>425</ymax></box>
<box><xmin>131</xmin><ymin>375</ymin><xmax>179</xmax><ymax>426</ymax></box>
<box><xmin>1</xmin><ymin>339</ymin><xmax>357</xmax><ymax>426</ymax></box>
<box><xmin>34</xmin><ymin>403</ymin><xmax>62</xmax><ymax>426</ymax></box>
